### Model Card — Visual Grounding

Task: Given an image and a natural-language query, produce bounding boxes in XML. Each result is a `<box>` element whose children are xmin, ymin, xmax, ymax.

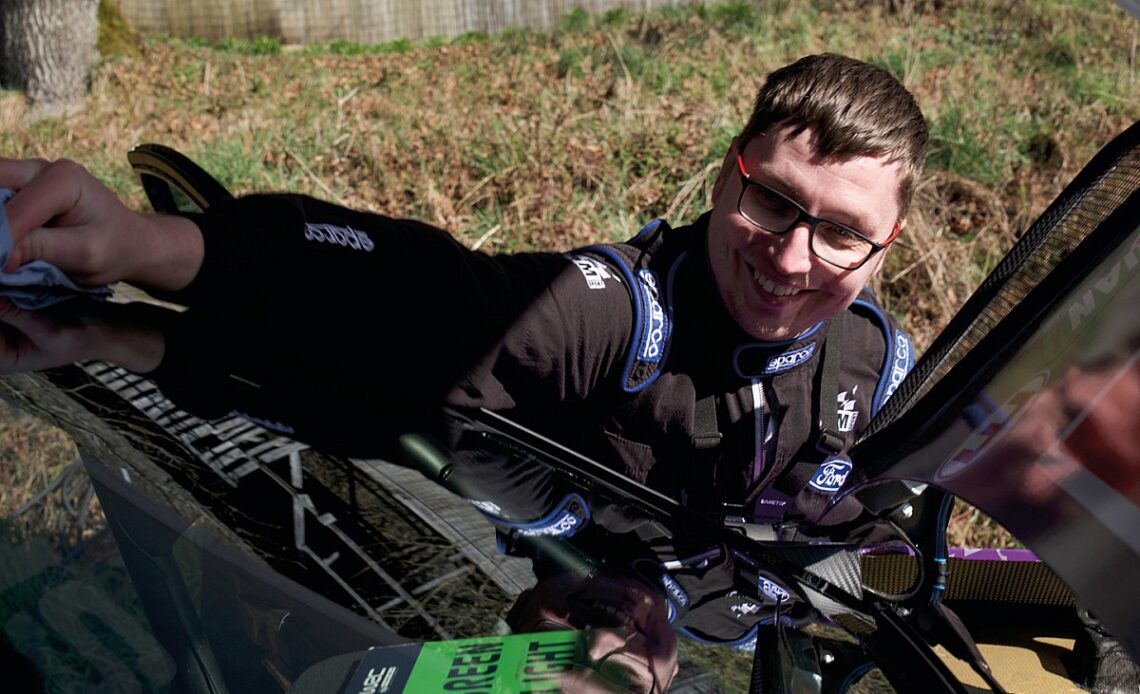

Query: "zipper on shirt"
<box><xmin>751</xmin><ymin>379</ymin><xmax>766</xmax><ymax>482</ymax></box>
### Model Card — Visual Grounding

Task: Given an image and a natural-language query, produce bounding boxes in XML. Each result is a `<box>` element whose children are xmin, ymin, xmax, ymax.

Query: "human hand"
<box><xmin>0</xmin><ymin>297</ymin><xmax>166</xmax><ymax>374</ymax></box>
<box><xmin>508</xmin><ymin>570</ymin><xmax>679</xmax><ymax>693</ymax></box>
<box><xmin>0</xmin><ymin>158</ymin><xmax>203</xmax><ymax>291</ymax></box>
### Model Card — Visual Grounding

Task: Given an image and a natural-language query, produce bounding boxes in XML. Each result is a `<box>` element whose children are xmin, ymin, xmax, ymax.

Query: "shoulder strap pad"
<box><xmin>850</xmin><ymin>288</ymin><xmax>915</xmax><ymax>416</ymax></box>
<box><xmin>587</xmin><ymin>219</ymin><xmax>688</xmax><ymax>393</ymax></box>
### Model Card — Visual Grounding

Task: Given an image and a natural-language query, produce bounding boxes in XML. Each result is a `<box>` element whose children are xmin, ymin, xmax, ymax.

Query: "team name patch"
<box><xmin>764</xmin><ymin>342</ymin><xmax>816</xmax><ymax>375</ymax></box>
<box><xmin>637</xmin><ymin>269</ymin><xmax>668</xmax><ymax>363</ymax></box>
<box><xmin>759</xmin><ymin>577</ymin><xmax>791</xmax><ymax>603</ymax></box>
<box><xmin>808</xmin><ymin>458</ymin><xmax>852</xmax><ymax>492</ymax></box>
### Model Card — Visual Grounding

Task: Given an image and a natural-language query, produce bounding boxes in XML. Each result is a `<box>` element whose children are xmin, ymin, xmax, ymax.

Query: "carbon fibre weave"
<box><xmin>861</xmin><ymin>555</ymin><xmax>1074</xmax><ymax>605</ymax></box>
<box><xmin>860</xmin><ymin>554</ymin><xmax>920</xmax><ymax>596</ymax></box>
<box><xmin>860</xmin><ymin>123</ymin><xmax>1140</xmax><ymax>440</ymax></box>
<box><xmin>781</xmin><ymin>544</ymin><xmax>864</xmax><ymax>602</ymax></box>
<box><xmin>943</xmin><ymin>558</ymin><xmax>1074</xmax><ymax>605</ymax></box>
<box><xmin>800</xmin><ymin>584</ymin><xmax>856</xmax><ymax>620</ymax></box>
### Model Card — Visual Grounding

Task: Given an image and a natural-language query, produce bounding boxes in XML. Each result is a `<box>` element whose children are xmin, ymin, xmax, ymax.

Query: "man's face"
<box><xmin>507</xmin><ymin>571</ymin><xmax>678</xmax><ymax>693</ymax></box>
<box><xmin>707</xmin><ymin>123</ymin><xmax>905</xmax><ymax>341</ymax></box>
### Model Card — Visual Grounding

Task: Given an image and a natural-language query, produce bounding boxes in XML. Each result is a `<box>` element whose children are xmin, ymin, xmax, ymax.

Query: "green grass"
<box><xmin>559</xmin><ymin>7</ymin><xmax>592</xmax><ymax>33</ymax></box>
<box><xmin>0</xmin><ymin>0</ymin><xmax>1120</xmax><ymax>339</ymax></box>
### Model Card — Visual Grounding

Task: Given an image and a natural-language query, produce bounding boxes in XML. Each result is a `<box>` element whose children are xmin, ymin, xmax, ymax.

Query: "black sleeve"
<box><xmin>146</xmin><ymin>194</ymin><xmax>634</xmax><ymax>455</ymax></box>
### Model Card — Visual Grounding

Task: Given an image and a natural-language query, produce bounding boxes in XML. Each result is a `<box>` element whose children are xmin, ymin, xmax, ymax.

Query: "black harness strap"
<box><xmin>771</xmin><ymin>313</ymin><xmax>848</xmax><ymax>498</ymax></box>
<box><xmin>689</xmin><ymin>393</ymin><xmax>727</xmax><ymax>510</ymax></box>
<box><xmin>691</xmin><ymin>394</ymin><xmax>723</xmax><ymax>452</ymax></box>
<box><xmin>816</xmin><ymin>311</ymin><xmax>846</xmax><ymax>456</ymax></box>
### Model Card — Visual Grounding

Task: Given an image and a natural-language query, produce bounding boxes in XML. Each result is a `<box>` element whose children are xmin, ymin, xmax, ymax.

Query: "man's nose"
<box><xmin>768</xmin><ymin>223</ymin><xmax>814</xmax><ymax>276</ymax></box>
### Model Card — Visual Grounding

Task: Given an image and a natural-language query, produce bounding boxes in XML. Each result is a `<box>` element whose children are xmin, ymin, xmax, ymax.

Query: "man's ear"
<box><xmin>710</xmin><ymin>138</ymin><xmax>740</xmax><ymax>203</ymax></box>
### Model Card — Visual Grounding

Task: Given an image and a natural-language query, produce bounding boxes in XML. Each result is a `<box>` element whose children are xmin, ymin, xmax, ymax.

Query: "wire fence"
<box><xmin>114</xmin><ymin>0</ymin><xmax>706</xmax><ymax>44</ymax></box>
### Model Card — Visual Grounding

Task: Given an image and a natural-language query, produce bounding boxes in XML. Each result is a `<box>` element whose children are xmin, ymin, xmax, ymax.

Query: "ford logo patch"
<box><xmin>759</xmin><ymin>577</ymin><xmax>791</xmax><ymax>603</ymax></box>
<box><xmin>808</xmin><ymin>458</ymin><xmax>852</xmax><ymax>493</ymax></box>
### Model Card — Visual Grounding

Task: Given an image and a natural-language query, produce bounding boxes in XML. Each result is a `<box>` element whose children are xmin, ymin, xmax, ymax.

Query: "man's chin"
<box><xmin>728</xmin><ymin>296</ymin><xmax>815</xmax><ymax>342</ymax></box>
<box><xmin>738</xmin><ymin>317</ymin><xmax>808</xmax><ymax>343</ymax></box>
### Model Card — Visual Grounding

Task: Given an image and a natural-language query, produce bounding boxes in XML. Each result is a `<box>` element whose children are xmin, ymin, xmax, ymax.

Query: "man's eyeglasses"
<box><xmin>735</xmin><ymin>155</ymin><xmax>900</xmax><ymax>270</ymax></box>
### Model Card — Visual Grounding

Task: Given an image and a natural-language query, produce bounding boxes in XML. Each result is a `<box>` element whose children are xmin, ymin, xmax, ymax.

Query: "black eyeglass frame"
<box><xmin>735</xmin><ymin>154</ymin><xmax>901</xmax><ymax>271</ymax></box>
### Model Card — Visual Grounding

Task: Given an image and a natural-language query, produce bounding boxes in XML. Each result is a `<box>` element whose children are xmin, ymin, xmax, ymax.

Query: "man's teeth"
<box><xmin>753</xmin><ymin>269</ymin><xmax>801</xmax><ymax>297</ymax></box>
<box><xmin>586</xmin><ymin>600</ymin><xmax>634</xmax><ymax>628</ymax></box>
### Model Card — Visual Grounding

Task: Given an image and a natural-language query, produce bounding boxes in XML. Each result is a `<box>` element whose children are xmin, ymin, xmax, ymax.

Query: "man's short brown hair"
<box><xmin>738</xmin><ymin>53</ymin><xmax>929</xmax><ymax>218</ymax></box>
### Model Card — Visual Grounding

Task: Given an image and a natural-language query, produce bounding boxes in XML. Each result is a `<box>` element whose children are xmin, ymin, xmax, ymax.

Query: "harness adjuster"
<box><xmin>816</xmin><ymin>428</ymin><xmax>845</xmax><ymax>455</ymax></box>
<box><xmin>692</xmin><ymin>432</ymin><xmax>723</xmax><ymax>449</ymax></box>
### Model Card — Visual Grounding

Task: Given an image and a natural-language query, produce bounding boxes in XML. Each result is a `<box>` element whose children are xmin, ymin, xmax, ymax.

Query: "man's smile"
<box><xmin>750</xmin><ymin>262</ymin><xmax>804</xmax><ymax>298</ymax></box>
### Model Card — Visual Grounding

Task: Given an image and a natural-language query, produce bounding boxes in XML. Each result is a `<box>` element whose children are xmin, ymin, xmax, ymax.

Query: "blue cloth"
<box><xmin>0</xmin><ymin>188</ymin><xmax>110</xmax><ymax>308</ymax></box>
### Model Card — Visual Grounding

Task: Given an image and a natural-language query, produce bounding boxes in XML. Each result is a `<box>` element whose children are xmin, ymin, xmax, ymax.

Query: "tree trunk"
<box><xmin>0</xmin><ymin>0</ymin><xmax>99</xmax><ymax>119</ymax></box>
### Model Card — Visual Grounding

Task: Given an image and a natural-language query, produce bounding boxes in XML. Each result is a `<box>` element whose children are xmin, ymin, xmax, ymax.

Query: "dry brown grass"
<box><xmin>0</xmin><ymin>400</ymin><xmax>99</xmax><ymax>549</ymax></box>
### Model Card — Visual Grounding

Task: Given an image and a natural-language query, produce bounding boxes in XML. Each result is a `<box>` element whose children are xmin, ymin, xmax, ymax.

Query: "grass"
<box><xmin>0</xmin><ymin>402</ymin><xmax>83</xmax><ymax>545</ymax></box>
<box><xmin>1</xmin><ymin>0</ymin><xmax>1136</xmax><ymax>569</ymax></box>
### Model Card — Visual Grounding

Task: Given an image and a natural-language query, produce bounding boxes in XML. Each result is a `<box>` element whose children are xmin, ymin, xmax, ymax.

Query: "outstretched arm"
<box><xmin>0</xmin><ymin>157</ymin><xmax>204</xmax><ymax>291</ymax></box>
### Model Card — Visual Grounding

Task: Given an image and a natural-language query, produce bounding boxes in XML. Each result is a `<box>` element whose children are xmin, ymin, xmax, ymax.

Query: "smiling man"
<box><xmin>1</xmin><ymin>53</ymin><xmax>927</xmax><ymax>654</ymax></box>
<box><xmin>708</xmin><ymin>57</ymin><xmax>924</xmax><ymax>345</ymax></box>
<box><xmin>710</xmin><ymin>126</ymin><xmax>904</xmax><ymax>342</ymax></box>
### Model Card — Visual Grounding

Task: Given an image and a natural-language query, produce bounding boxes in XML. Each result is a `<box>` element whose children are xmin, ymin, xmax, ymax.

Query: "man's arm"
<box><xmin>0</xmin><ymin>157</ymin><xmax>636</xmax><ymax>449</ymax></box>
<box><xmin>0</xmin><ymin>158</ymin><xmax>204</xmax><ymax>291</ymax></box>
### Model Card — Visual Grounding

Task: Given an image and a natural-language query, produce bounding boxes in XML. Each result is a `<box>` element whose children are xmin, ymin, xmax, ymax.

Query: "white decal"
<box><xmin>758</xmin><ymin>578</ymin><xmax>791</xmax><ymax>603</ymax></box>
<box><xmin>358</xmin><ymin>666</ymin><xmax>398</xmax><ymax>694</ymax></box>
<box><xmin>569</xmin><ymin>255</ymin><xmax>614</xmax><ymax>289</ymax></box>
<box><xmin>837</xmin><ymin>385</ymin><xmax>859</xmax><ymax>432</ymax></box>
<box><xmin>1068</xmin><ymin>232</ymin><xmax>1140</xmax><ymax>330</ymax></box>
<box><xmin>304</xmin><ymin>223</ymin><xmax>375</xmax><ymax>252</ymax></box>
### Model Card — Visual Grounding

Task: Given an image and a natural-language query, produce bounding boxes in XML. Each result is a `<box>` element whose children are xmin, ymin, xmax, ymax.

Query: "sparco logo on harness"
<box><xmin>516</xmin><ymin>509</ymin><xmax>582</xmax><ymax>537</ymax></box>
<box><xmin>883</xmin><ymin>332</ymin><xmax>913</xmax><ymax>403</ymax></box>
<box><xmin>659</xmin><ymin>573</ymin><xmax>690</xmax><ymax>608</ymax></box>
<box><xmin>764</xmin><ymin>342</ymin><xmax>816</xmax><ymax>375</ymax></box>
<box><xmin>304</xmin><ymin>223</ymin><xmax>375</xmax><ymax>251</ymax></box>
<box><xmin>638</xmin><ymin>269</ymin><xmax>667</xmax><ymax>362</ymax></box>
<box><xmin>808</xmin><ymin>458</ymin><xmax>852</xmax><ymax>492</ymax></box>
